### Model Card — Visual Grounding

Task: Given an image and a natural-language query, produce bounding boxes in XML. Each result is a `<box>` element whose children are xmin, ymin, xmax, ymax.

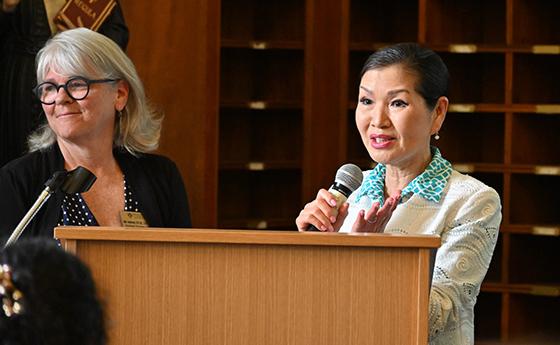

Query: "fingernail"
<box><xmin>330</xmin><ymin>216</ymin><xmax>336</xmax><ymax>223</ymax></box>
<box><xmin>320</xmin><ymin>225</ymin><xmax>327</xmax><ymax>231</ymax></box>
<box><xmin>329</xmin><ymin>199</ymin><xmax>337</xmax><ymax>207</ymax></box>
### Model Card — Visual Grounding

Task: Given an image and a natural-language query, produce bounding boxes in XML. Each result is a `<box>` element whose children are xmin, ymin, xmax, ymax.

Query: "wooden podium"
<box><xmin>55</xmin><ymin>227</ymin><xmax>440</xmax><ymax>345</ymax></box>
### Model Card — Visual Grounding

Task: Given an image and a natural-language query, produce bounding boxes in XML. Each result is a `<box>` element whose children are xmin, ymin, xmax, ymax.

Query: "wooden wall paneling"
<box><xmin>302</xmin><ymin>0</ymin><xmax>349</xmax><ymax>203</ymax></box>
<box><xmin>118</xmin><ymin>0</ymin><xmax>220</xmax><ymax>227</ymax></box>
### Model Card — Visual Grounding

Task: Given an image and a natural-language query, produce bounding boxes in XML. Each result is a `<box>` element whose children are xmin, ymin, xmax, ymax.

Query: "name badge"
<box><xmin>120</xmin><ymin>211</ymin><xmax>148</xmax><ymax>227</ymax></box>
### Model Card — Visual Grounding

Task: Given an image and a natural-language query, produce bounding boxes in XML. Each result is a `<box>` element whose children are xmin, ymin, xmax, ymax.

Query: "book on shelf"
<box><xmin>55</xmin><ymin>0</ymin><xmax>117</xmax><ymax>31</ymax></box>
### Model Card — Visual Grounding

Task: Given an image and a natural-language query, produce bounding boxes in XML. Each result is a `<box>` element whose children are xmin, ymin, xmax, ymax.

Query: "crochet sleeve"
<box><xmin>428</xmin><ymin>187</ymin><xmax>502</xmax><ymax>340</ymax></box>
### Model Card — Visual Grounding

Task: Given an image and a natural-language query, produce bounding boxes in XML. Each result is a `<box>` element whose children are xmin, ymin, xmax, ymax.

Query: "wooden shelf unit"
<box><xmin>217</xmin><ymin>0</ymin><xmax>349</xmax><ymax>230</ymax></box>
<box><xmin>218</xmin><ymin>0</ymin><xmax>306</xmax><ymax>230</ymax></box>
<box><xmin>217</xmin><ymin>0</ymin><xmax>559</xmax><ymax>342</ymax></box>
<box><xmin>345</xmin><ymin>1</ymin><xmax>560</xmax><ymax>344</ymax></box>
<box><xmin>119</xmin><ymin>0</ymin><xmax>557</xmax><ymax>343</ymax></box>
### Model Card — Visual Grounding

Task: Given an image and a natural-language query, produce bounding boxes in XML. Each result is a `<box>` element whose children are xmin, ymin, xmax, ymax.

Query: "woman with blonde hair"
<box><xmin>0</xmin><ymin>28</ymin><xmax>190</xmax><ymax>240</ymax></box>
<box><xmin>0</xmin><ymin>0</ymin><xmax>128</xmax><ymax>167</ymax></box>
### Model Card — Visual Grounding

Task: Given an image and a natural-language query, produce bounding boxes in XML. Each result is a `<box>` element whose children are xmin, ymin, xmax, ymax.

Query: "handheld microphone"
<box><xmin>307</xmin><ymin>163</ymin><xmax>363</xmax><ymax>231</ymax></box>
<box><xmin>3</xmin><ymin>166</ymin><xmax>96</xmax><ymax>248</ymax></box>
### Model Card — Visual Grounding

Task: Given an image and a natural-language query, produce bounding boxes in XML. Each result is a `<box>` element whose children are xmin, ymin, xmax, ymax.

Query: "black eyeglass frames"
<box><xmin>33</xmin><ymin>77</ymin><xmax>118</xmax><ymax>105</ymax></box>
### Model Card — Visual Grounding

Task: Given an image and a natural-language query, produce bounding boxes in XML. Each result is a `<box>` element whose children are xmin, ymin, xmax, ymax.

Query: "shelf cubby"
<box><xmin>509</xmin><ymin>234</ymin><xmax>560</xmax><ymax>285</ymax></box>
<box><xmin>425</xmin><ymin>0</ymin><xmax>506</xmax><ymax>45</ymax></box>
<box><xmin>508</xmin><ymin>294</ymin><xmax>560</xmax><ymax>344</ymax></box>
<box><xmin>219</xmin><ymin>108</ymin><xmax>302</xmax><ymax>165</ymax></box>
<box><xmin>218</xmin><ymin>170</ymin><xmax>301</xmax><ymax>230</ymax></box>
<box><xmin>349</xmin><ymin>0</ymin><xmax>418</xmax><ymax>45</ymax></box>
<box><xmin>440</xmin><ymin>53</ymin><xmax>505</xmax><ymax>104</ymax></box>
<box><xmin>221</xmin><ymin>0</ymin><xmax>305</xmax><ymax>42</ymax></box>
<box><xmin>513</xmin><ymin>54</ymin><xmax>560</xmax><ymax>104</ymax></box>
<box><xmin>438</xmin><ymin>112</ymin><xmax>504</xmax><ymax>164</ymax></box>
<box><xmin>512</xmin><ymin>0</ymin><xmax>560</xmax><ymax>46</ymax></box>
<box><xmin>511</xmin><ymin>113</ymin><xmax>560</xmax><ymax>166</ymax></box>
<box><xmin>510</xmin><ymin>174</ymin><xmax>560</xmax><ymax>225</ymax></box>
<box><xmin>220</xmin><ymin>48</ymin><xmax>304</xmax><ymax>103</ymax></box>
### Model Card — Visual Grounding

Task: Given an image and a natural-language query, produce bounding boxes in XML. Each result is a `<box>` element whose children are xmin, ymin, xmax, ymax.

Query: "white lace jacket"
<box><xmin>339</xmin><ymin>170</ymin><xmax>502</xmax><ymax>345</ymax></box>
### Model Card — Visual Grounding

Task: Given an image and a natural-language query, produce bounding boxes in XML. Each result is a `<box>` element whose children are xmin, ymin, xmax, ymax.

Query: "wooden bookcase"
<box><xmin>218</xmin><ymin>0</ymin><xmax>560</xmax><ymax>343</ymax></box>
<box><xmin>217</xmin><ymin>0</ymin><xmax>348</xmax><ymax>229</ymax></box>
<box><xmin>121</xmin><ymin>0</ymin><xmax>559</xmax><ymax>343</ymax></box>
<box><xmin>218</xmin><ymin>0</ymin><xmax>305</xmax><ymax>230</ymax></box>
<box><xmin>346</xmin><ymin>1</ymin><xmax>560</xmax><ymax>344</ymax></box>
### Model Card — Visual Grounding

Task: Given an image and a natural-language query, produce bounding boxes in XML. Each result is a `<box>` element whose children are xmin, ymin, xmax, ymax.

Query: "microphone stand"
<box><xmin>3</xmin><ymin>167</ymin><xmax>96</xmax><ymax>248</ymax></box>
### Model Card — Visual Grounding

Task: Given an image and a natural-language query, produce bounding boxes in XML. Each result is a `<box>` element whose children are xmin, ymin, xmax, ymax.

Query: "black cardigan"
<box><xmin>0</xmin><ymin>145</ymin><xmax>191</xmax><ymax>242</ymax></box>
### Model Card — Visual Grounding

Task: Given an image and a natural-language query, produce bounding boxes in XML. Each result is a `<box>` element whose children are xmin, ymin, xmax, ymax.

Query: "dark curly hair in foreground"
<box><xmin>0</xmin><ymin>238</ymin><xmax>105</xmax><ymax>345</ymax></box>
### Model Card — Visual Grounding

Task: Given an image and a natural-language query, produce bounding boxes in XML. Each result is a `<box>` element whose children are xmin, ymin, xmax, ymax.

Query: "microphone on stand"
<box><xmin>60</xmin><ymin>166</ymin><xmax>97</xmax><ymax>194</ymax></box>
<box><xmin>307</xmin><ymin>163</ymin><xmax>363</xmax><ymax>231</ymax></box>
<box><xmin>3</xmin><ymin>166</ymin><xmax>96</xmax><ymax>248</ymax></box>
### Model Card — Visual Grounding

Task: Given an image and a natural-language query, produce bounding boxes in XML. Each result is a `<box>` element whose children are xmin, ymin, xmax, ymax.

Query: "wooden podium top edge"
<box><xmin>54</xmin><ymin>227</ymin><xmax>441</xmax><ymax>248</ymax></box>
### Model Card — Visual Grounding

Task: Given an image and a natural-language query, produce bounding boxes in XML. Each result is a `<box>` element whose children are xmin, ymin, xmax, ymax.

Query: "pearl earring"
<box><xmin>434</xmin><ymin>132</ymin><xmax>440</xmax><ymax>140</ymax></box>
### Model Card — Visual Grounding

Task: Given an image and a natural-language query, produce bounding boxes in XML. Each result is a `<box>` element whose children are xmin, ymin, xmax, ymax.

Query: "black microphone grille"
<box><xmin>335</xmin><ymin>164</ymin><xmax>363</xmax><ymax>192</ymax></box>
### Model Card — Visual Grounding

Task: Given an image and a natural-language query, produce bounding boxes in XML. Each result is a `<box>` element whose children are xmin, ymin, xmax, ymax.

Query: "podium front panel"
<box><xmin>56</xmin><ymin>228</ymin><xmax>439</xmax><ymax>345</ymax></box>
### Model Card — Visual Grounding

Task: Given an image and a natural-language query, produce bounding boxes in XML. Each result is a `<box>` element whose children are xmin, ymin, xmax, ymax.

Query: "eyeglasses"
<box><xmin>33</xmin><ymin>77</ymin><xmax>118</xmax><ymax>105</ymax></box>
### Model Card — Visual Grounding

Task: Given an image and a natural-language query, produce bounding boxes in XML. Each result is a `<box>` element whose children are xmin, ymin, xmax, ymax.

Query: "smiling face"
<box><xmin>356</xmin><ymin>64</ymin><xmax>447</xmax><ymax>172</ymax></box>
<box><xmin>41</xmin><ymin>69</ymin><xmax>128</xmax><ymax>147</ymax></box>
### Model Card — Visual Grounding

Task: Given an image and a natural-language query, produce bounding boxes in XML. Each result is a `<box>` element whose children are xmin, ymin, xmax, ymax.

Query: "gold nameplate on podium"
<box><xmin>55</xmin><ymin>0</ymin><xmax>117</xmax><ymax>31</ymax></box>
<box><xmin>119</xmin><ymin>211</ymin><xmax>148</xmax><ymax>228</ymax></box>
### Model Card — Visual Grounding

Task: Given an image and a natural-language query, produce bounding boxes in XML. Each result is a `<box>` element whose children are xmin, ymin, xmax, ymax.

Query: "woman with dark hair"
<box><xmin>0</xmin><ymin>238</ymin><xmax>105</xmax><ymax>345</ymax></box>
<box><xmin>296</xmin><ymin>43</ymin><xmax>501</xmax><ymax>344</ymax></box>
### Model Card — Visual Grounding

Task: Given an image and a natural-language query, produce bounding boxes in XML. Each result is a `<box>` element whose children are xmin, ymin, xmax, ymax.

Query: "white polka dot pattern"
<box><xmin>57</xmin><ymin>176</ymin><xmax>140</xmax><ymax>226</ymax></box>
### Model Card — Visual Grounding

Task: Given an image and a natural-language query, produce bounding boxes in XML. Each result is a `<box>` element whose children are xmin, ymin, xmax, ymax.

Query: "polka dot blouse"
<box><xmin>58</xmin><ymin>176</ymin><xmax>140</xmax><ymax>226</ymax></box>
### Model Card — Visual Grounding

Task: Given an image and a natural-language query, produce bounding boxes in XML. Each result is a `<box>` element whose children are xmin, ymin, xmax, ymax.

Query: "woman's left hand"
<box><xmin>351</xmin><ymin>192</ymin><xmax>401</xmax><ymax>233</ymax></box>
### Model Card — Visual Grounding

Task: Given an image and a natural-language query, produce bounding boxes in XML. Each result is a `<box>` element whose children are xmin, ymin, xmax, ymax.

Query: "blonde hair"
<box><xmin>29</xmin><ymin>28</ymin><xmax>162</xmax><ymax>154</ymax></box>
